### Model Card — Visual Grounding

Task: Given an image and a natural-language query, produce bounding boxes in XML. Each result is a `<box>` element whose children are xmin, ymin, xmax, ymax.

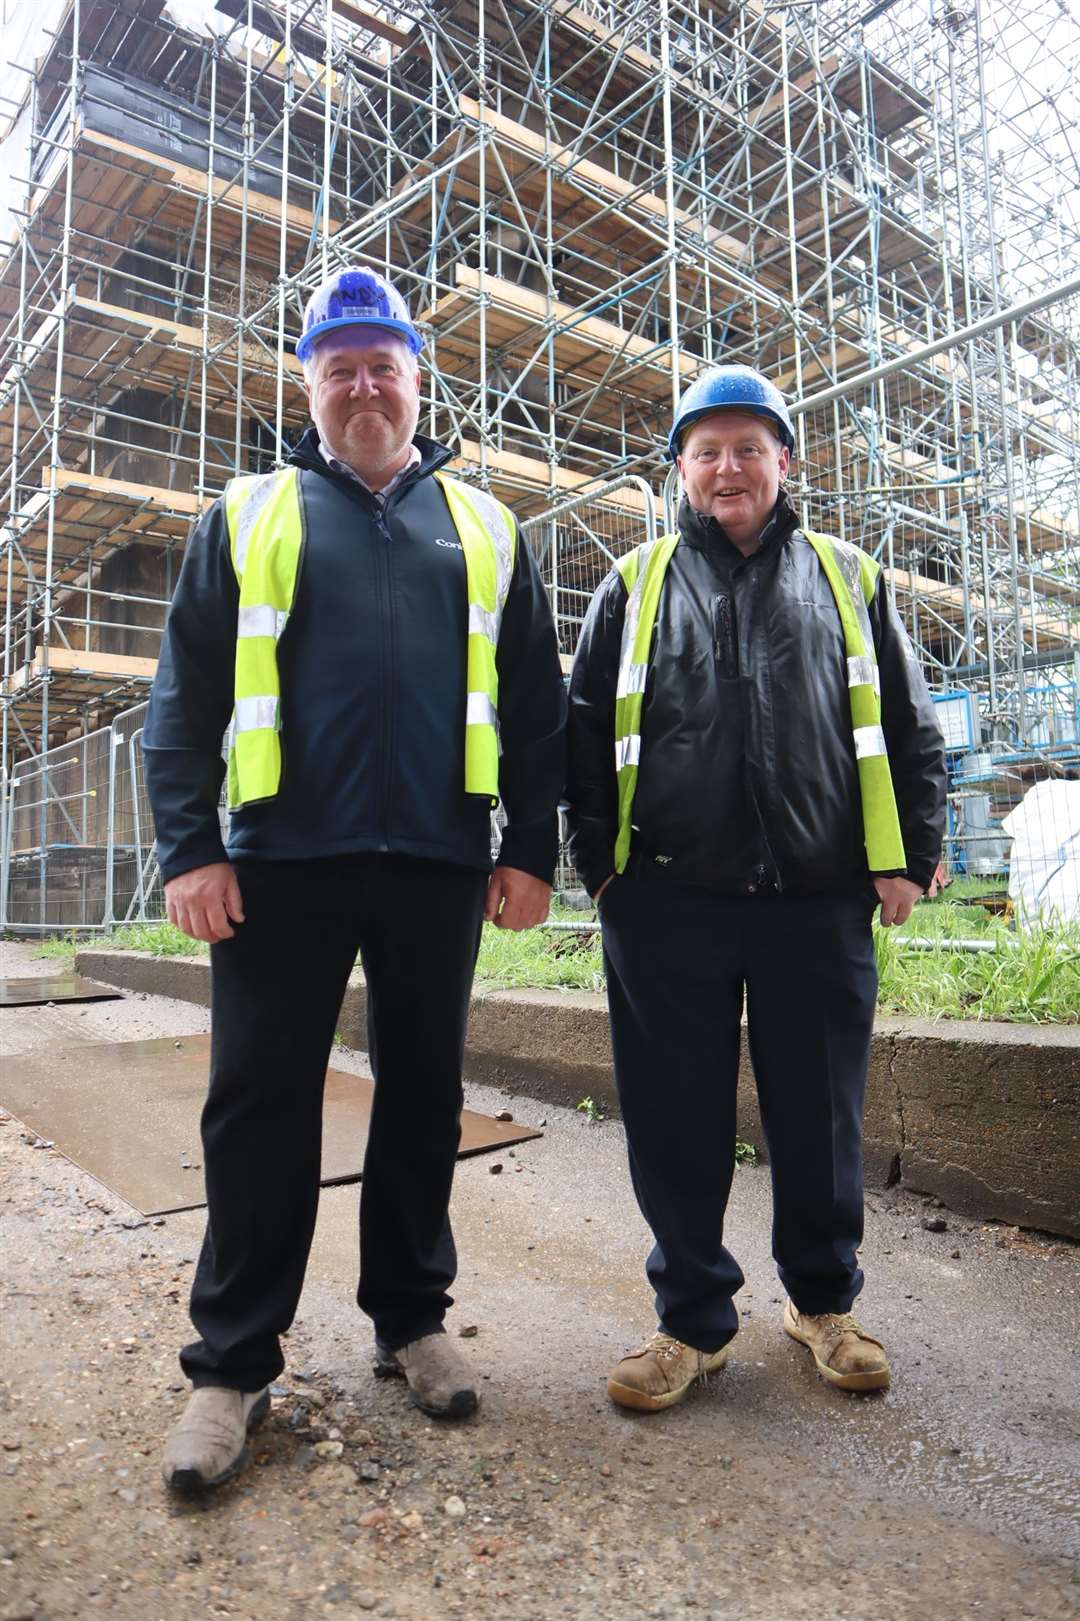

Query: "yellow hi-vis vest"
<box><xmin>612</xmin><ymin>530</ymin><xmax>906</xmax><ymax>876</ymax></box>
<box><xmin>222</xmin><ymin>466</ymin><xmax>516</xmax><ymax>810</ymax></box>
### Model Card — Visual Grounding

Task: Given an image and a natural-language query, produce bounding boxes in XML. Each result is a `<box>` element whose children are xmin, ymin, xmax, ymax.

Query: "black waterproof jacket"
<box><xmin>144</xmin><ymin>430</ymin><xmax>567</xmax><ymax>884</ymax></box>
<box><xmin>566</xmin><ymin>491</ymin><xmax>946</xmax><ymax>898</ymax></box>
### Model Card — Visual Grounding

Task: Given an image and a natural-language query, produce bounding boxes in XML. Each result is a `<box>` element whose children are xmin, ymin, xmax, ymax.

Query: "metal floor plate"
<box><xmin>0</xmin><ymin>976</ymin><xmax>123</xmax><ymax>1008</ymax></box>
<box><xmin>1</xmin><ymin>1033</ymin><xmax>541</xmax><ymax>1216</ymax></box>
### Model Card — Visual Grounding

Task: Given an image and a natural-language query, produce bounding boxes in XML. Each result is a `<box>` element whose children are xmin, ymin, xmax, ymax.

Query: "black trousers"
<box><xmin>600</xmin><ymin>874</ymin><xmax>878</xmax><ymax>1352</ymax></box>
<box><xmin>180</xmin><ymin>855</ymin><xmax>488</xmax><ymax>1391</ymax></box>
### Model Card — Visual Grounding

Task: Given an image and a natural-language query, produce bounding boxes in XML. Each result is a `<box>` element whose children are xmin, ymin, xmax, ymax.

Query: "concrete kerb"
<box><xmin>75</xmin><ymin>949</ymin><xmax>1080</xmax><ymax>1241</ymax></box>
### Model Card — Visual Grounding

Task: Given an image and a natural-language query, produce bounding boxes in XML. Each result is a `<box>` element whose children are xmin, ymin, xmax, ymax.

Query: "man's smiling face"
<box><xmin>677</xmin><ymin>409</ymin><xmax>790</xmax><ymax>550</ymax></box>
<box><xmin>304</xmin><ymin>328</ymin><xmax>421</xmax><ymax>477</ymax></box>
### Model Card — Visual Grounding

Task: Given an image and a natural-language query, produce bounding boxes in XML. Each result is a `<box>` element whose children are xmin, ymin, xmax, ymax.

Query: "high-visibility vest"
<box><xmin>612</xmin><ymin>530</ymin><xmax>907</xmax><ymax>875</ymax></box>
<box><xmin>222</xmin><ymin>465</ymin><xmax>516</xmax><ymax>811</ymax></box>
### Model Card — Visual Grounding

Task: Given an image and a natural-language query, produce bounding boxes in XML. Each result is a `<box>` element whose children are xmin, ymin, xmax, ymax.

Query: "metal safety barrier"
<box><xmin>0</xmin><ymin>699</ymin><xmax>187</xmax><ymax>932</ymax></box>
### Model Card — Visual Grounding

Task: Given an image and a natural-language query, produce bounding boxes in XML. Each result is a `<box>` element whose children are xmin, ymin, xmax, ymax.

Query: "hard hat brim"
<box><xmin>668</xmin><ymin>402</ymin><xmax>795</xmax><ymax>460</ymax></box>
<box><xmin>296</xmin><ymin>315</ymin><xmax>423</xmax><ymax>363</ymax></box>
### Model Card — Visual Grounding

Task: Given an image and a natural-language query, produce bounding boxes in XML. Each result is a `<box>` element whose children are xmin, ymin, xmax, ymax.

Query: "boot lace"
<box><xmin>807</xmin><ymin>1311</ymin><xmax>862</xmax><ymax>1339</ymax></box>
<box><xmin>645</xmin><ymin>1332</ymin><xmax>714</xmax><ymax>1386</ymax></box>
<box><xmin>646</xmin><ymin>1332</ymin><xmax>685</xmax><ymax>1364</ymax></box>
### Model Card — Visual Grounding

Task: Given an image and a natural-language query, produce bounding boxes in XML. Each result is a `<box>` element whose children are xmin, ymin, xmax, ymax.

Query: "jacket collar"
<box><xmin>676</xmin><ymin>485</ymin><xmax>800</xmax><ymax>563</ymax></box>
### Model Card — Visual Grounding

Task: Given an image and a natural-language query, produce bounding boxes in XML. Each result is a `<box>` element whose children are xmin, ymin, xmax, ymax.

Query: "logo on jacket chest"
<box><xmin>434</xmin><ymin>536</ymin><xmax>463</xmax><ymax>551</ymax></box>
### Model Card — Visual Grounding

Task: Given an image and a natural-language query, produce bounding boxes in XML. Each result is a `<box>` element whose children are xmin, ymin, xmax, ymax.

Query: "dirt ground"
<box><xmin>1</xmin><ymin>939</ymin><xmax>1078</xmax><ymax>1621</ymax></box>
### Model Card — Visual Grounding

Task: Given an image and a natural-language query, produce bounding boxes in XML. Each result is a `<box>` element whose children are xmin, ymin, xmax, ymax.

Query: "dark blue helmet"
<box><xmin>668</xmin><ymin>365</ymin><xmax>795</xmax><ymax>459</ymax></box>
<box><xmin>297</xmin><ymin>265</ymin><xmax>423</xmax><ymax>363</ymax></box>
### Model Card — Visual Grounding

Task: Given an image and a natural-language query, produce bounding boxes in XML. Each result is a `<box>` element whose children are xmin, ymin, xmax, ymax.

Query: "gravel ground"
<box><xmin>1</xmin><ymin>938</ymin><xmax>1078</xmax><ymax>1621</ymax></box>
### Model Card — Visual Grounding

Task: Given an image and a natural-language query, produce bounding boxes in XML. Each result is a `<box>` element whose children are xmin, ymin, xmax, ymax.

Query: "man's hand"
<box><xmin>165</xmin><ymin>862</ymin><xmax>245</xmax><ymax>943</ymax></box>
<box><xmin>873</xmin><ymin>876</ymin><xmax>923</xmax><ymax>928</ymax></box>
<box><xmin>484</xmin><ymin>866</ymin><xmax>551</xmax><ymax>931</ymax></box>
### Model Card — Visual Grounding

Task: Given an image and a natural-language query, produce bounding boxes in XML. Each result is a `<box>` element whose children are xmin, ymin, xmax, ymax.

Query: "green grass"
<box><xmin>875</xmin><ymin>919</ymin><xmax>1080</xmax><ymax>1023</ymax></box>
<box><xmin>33</xmin><ymin>933</ymin><xmax>81</xmax><ymax>966</ymax></box>
<box><xmin>871</xmin><ymin>883</ymin><xmax>1080</xmax><ymax>1022</ymax></box>
<box><xmin>474</xmin><ymin>915</ymin><xmax>606</xmax><ymax>994</ymax></box>
<box><xmin>35</xmin><ymin>921</ymin><xmax>206</xmax><ymax>969</ymax></box>
<box><xmin>35</xmin><ymin>890</ymin><xmax>1079</xmax><ymax>1024</ymax></box>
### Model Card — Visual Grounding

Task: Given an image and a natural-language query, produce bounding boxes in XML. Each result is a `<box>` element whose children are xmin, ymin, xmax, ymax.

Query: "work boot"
<box><xmin>161</xmin><ymin>1385</ymin><xmax>271</xmax><ymax>1491</ymax></box>
<box><xmin>607</xmin><ymin>1330</ymin><xmax>729</xmax><ymax>1413</ymax></box>
<box><xmin>783</xmin><ymin>1301</ymin><xmax>890</xmax><ymax>1391</ymax></box>
<box><xmin>373</xmin><ymin>1332</ymin><xmax>479</xmax><ymax>1419</ymax></box>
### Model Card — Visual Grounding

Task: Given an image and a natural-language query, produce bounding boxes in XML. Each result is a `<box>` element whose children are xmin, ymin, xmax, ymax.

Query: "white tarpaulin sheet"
<box><xmin>1002</xmin><ymin>779</ymin><xmax>1080</xmax><ymax>929</ymax></box>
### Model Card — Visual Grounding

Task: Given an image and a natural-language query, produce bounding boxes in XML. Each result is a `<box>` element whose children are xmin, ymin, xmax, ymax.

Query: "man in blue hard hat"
<box><xmin>566</xmin><ymin>365</ymin><xmax>946</xmax><ymax>1412</ymax></box>
<box><xmin>147</xmin><ymin>265</ymin><xmax>566</xmax><ymax>1488</ymax></box>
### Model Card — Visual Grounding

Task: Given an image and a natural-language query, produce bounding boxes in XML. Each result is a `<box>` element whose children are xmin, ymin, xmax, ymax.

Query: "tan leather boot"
<box><xmin>374</xmin><ymin>1332</ymin><xmax>478</xmax><ymax>1419</ymax></box>
<box><xmin>783</xmin><ymin>1301</ymin><xmax>890</xmax><ymax>1391</ymax></box>
<box><xmin>161</xmin><ymin>1385</ymin><xmax>270</xmax><ymax>1491</ymax></box>
<box><xmin>607</xmin><ymin>1331</ymin><xmax>730</xmax><ymax>1412</ymax></box>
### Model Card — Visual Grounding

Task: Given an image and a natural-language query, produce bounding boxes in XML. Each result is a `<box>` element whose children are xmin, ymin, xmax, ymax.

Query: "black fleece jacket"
<box><xmin>144</xmin><ymin>430</ymin><xmax>567</xmax><ymax>884</ymax></box>
<box><xmin>566</xmin><ymin>491</ymin><xmax>946</xmax><ymax>898</ymax></box>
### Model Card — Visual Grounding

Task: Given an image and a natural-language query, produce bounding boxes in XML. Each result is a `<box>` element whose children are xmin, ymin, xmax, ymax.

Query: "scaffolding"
<box><xmin>0</xmin><ymin>0</ymin><xmax>1078</xmax><ymax>920</ymax></box>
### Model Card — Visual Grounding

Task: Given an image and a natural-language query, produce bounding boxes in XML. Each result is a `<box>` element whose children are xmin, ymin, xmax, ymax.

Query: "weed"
<box><xmin>33</xmin><ymin>931</ymin><xmax>82</xmax><ymax>967</ymax></box>
<box><xmin>734</xmin><ymin>1139</ymin><xmax>758</xmax><ymax>1167</ymax></box>
<box><xmin>577</xmin><ymin>1095</ymin><xmax>606</xmax><ymax>1124</ymax></box>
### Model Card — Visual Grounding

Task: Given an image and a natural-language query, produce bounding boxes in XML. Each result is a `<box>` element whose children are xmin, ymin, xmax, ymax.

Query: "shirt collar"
<box><xmin>319</xmin><ymin>441</ymin><xmax>421</xmax><ymax>499</ymax></box>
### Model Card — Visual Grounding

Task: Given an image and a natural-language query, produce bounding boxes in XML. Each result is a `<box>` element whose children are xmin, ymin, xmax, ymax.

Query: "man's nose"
<box><xmin>350</xmin><ymin>370</ymin><xmax>378</xmax><ymax>395</ymax></box>
<box><xmin>714</xmin><ymin>448</ymin><xmax>741</xmax><ymax>475</ymax></box>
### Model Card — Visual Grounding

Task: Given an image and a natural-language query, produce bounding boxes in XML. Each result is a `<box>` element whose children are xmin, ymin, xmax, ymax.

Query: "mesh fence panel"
<box><xmin>1</xmin><ymin>727</ymin><xmax>112</xmax><ymax>929</ymax></box>
<box><xmin>107</xmin><ymin>702</ymin><xmax>167</xmax><ymax>924</ymax></box>
<box><xmin>0</xmin><ymin>701</ymin><xmax>225</xmax><ymax>930</ymax></box>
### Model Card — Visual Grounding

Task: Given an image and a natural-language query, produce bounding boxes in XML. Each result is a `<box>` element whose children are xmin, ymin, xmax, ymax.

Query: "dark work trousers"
<box><xmin>180</xmin><ymin>854</ymin><xmax>488</xmax><ymax>1391</ymax></box>
<box><xmin>599</xmin><ymin>873</ymin><xmax>878</xmax><ymax>1352</ymax></box>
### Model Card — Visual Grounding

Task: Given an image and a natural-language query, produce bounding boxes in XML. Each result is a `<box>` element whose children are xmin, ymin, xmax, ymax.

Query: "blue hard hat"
<box><xmin>668</xmin><ymin>365</ymin><xmax>795</xmax><ymax>459</ymax></box>
<box><xmin>296</xmin><ymin>265</ymin><xmax>423</xmax><ymax>363</ymax></box>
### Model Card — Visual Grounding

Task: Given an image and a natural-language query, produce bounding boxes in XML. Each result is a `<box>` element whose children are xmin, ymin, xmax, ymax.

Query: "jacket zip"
<box><xmin>712</xmin><ymin>591</ymin><xmax>736</xmax><ymax>679</ymax></box>
<box><xmin>373</xmin><ymin>501</ymin><xmax>394</xmax><ymax>851</ymax></box>
<box><xmin>741</xmin><ymin>565</ymin><xmax>784</xmax><ymax>892</ymax></box>
<box><xmin>297</xmin><ymin>458</ymin><xmax>438</xmax><ymax>854</ymax></box>
<box><xmin>373</xmin><ymin>471</ymin><xmax>434</xmax><ymax>852</ymax></box>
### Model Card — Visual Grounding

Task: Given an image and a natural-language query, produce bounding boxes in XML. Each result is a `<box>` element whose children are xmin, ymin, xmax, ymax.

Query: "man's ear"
<box><xmin>778</xmin><ymin>444</ymin><xmax>792</xmax><ymax>481</ymax></box>
<box><xmin>675</xmin><ymin>454</ymin><xmax>685</xmax><ymax>480</ymax></box>
<box><xmin>413</xmin><ymin>365</ymin><xmax>422</xmax><ymax>396</ymax></box>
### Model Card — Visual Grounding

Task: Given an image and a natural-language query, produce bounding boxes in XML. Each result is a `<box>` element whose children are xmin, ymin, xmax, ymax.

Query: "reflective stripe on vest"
<box><xmin>224</xmin><ymin>467</ymin><xmax>303</xmax><ymax>811</ymax></box>
<box><xmin>221</xmin><ymin>466</ymin><xmax>515</xmax><ymax>811</ymax></box>
<box><xmin>612</xmin><ymin>534</ymin><xmax>679</xmax><ymax>873</ymax></box>
<box><xmin>611</xmin><ymin>530</ymin><xmax>907</xmax><ymax>876</ymax></box>
<box><xmin>434</xmin><ymin>472</ymin><xmax>517</xmax><ymax>803</ymax></box>
<box><xmin>802</xmin><ymin>529</ymin><xmax>906</xmax><ymax>872</ymax></box>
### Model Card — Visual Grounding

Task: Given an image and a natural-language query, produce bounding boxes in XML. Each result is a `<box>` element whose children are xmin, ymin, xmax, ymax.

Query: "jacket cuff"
<box><xmin>903</xmin><ymin>859</ymin><xmax>938</xmax><ymax>892</ymax></box>
<box><xmin>496</xmin><ymin>817</ymin><xmax>559</xmax><ymax>885</ymax></box>
<box><xmin>159</xmin><ymin>838</ymin><xmax>230</xmax><ymax>886</ymax></box>
<box><xmin>870</xmin><ymin>861</ymin><xmax>935</xmax><ymax>891</ymax></box>
<box><xmin>570</xmin><ymin>845</ymin><xmax>617</xmax><ymax>899</ymax></box>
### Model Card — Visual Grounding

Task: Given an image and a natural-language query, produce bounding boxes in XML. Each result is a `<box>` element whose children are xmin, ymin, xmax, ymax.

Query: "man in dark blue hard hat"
<box><xmin>566</xmin><ymin>365</ymin><xmax>946</xmax><ymax>1412</ymax></box>
<box><xmin>148</xmin><ymin>265</ymin><xmax>566</xmax><ymax>1488</ymax></box>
